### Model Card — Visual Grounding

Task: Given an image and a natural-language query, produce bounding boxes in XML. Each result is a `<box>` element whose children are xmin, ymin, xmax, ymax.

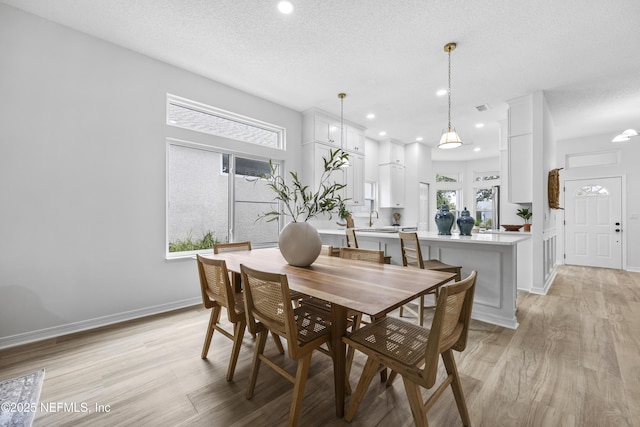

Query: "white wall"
<box><xmin>556</xmin><ymin>132</ymin><xmax>640</xmax><ymax>271</ymax></box>
<box><xmin>0</xmin><ymin>5</ymin><xmax>302</xmax><ymax>346</ymax></box>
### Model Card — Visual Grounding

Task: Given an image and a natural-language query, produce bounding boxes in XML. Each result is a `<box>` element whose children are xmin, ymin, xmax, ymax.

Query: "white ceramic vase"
<box><xmin>278</xmin><ymin>221</ymin><xmax>322</xmax><ymax>267</ymax></box>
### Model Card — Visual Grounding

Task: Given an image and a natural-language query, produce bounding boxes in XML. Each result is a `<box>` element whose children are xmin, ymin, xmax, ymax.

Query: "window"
<box><xmin>436</xmin><ymin>173</ymin><xmax>459</xmax><ymax>182</ymax></box>
<box><xmin>435</xmin><ymin>171</ymin><xmax>462</xmax><ymax>230</ymax></box>
<box><xmin>167</xmin><ymin>142</ymin><xmax>279</xmax><ymax>256</ymax></box>
<box><xmin>576</xmin><ymin>185</ymin><xmax>609</xmax><ymax>196</ymax></box>
<box><xmin>167</xmin><ymin>95</ymin><xmax>284</xmax><ymax>149</ymax></box>
<box><xmin>474</xmin><ymin>171</ymin><xmax>500</xmax><ymax>181</ymax></box>
<box><xmin>166</xmin><ymin>95</ymin><xmax>286</xmax><ymax>257</ymax></box>
<box><xmin>222</xmin><ymin>154</ymin><xmax>271</xmax><ymax>177</ymax></box>
<box><xmin>474</xmin><ymin>188</ymin><xmax>495</xmax><ymax>228</ymax></box>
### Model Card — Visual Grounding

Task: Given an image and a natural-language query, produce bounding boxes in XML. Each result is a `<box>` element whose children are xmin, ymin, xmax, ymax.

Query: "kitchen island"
<box><xmin>318</xmin><ymin>229</ymin><xmax>531</xmax><ymax>329</ymax></box>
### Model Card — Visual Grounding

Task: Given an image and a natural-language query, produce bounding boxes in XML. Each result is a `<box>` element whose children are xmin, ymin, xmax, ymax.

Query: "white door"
<box><xmin>565</xmin><ymin>177</ymin><xmax>622</xmax><ymax>269</ymax></box>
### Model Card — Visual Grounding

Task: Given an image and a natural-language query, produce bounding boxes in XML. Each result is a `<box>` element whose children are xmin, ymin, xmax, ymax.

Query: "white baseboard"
<box><xmin>530</xmin><ymin>268</ymin><xmax>557</xmax><ymax>295</ymax></box>
<box><xmin>626</xmin><ymin>266</ymin><xmax>640</xmax><ymax>273</ymax></box>
<box><xmin>0</xmin><ymin>297</ymin><xmax>201</xmax><ymax>350</ymax></box>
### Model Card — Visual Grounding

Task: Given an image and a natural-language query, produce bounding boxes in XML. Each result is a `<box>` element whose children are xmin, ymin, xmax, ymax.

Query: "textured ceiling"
<box><xmin>3</xmin><ymin>0</ymin><xmax>640</xmax><ymax>160</ymax></box>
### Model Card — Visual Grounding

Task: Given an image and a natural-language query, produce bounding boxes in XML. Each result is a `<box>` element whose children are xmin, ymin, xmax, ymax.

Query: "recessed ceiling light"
<box><xmin>474</xmin><ymin>147</ymin><xmax>481</xmax><ymax>152</ymax></box>
<box><xmin>416</xmin><ymin>137</ymin><xmax>423</xmax><ymax>142</ymax></box>
<box><xmin>278</xmin><ymin>1</ymin><xmax>293</xmax><ymax>14</ymax></box>
<box><xmin>436</xmin><ymin>89</ymin><xmax>447</xmax><ymax>97</ymax></box>
<box><xmin>366</xmin><ymin>113</ymin><xmax>375</xmax><ymax>119</ymax></box>
<box><xmin>475</xmin><ymin>123</ymin><xmax>485</xmax><ymax>128</ymax></box>
<box><xmin>379</xmin><ymin>131</ymin><xmax>387</xmax><ymax>136</ymax></box>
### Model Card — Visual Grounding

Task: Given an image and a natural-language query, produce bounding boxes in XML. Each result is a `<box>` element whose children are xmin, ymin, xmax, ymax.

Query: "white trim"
<box><xmin>0</xmin><ymin>298</ymin><xmax>201</xmax><ymax>350</ymax></box>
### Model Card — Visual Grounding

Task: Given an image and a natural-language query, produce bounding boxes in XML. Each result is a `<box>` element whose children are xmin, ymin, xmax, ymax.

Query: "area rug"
<box><xmin>0</xmin><ymin>369</ymin><xmax>45</xmax><ymax>427</ymax></box>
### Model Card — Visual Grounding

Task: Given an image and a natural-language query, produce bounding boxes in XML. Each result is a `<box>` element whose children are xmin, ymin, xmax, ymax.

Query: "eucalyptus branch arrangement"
<box><xmin>260</xmin><ymin>149</ymin><xmax>350</xmax><ymax>223</ymax></box>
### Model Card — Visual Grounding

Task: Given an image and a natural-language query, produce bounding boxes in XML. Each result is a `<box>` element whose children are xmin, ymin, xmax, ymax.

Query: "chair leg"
<box><xmin>345</xmin><ymin>357</ymin><xmax>382</xmax><ymax>422</ymax></box>
<box><xmin>271</xmin><ymin>331</ymin><xmax>285</xmax><ymax>354</ymax></box>
<box><xmin>201</xmin><ymin>305</ymin><xmax>221</xmax><ymax>359</ymax></box>
<box><xmin>442</xmin><ymin>350</ymin><xmax>471</xmax><ymax>426</ymax></box>
<box><xmin>418</xmin><ymin>295</ymin><xmax>424</xmax><ymax>327</ymax></box>
<box><xmin>246</xmin><ymin>329</ymin><xmax>268</xmax><ymax>400</ymax></box>
<box><xmin>226</xmin><ymin>319</ymin><xmax>246</xmax><ymax>382</ymax></box>
<box><xmin>386</xmin><ymin>369</ymin><xmax>398</xmax><ymax>386</ymax></box>
<box><xmin>402</xmin><ymin>375</ymin><xmax>428</xmax><ymax>427</ymax></box>
<box><xmin>288</xmin><ymin>353</ymin><xmax>312</xmax><ymax>427</ymax></box>
<box><xmin>399</xmin><ymin>305</ymin><xmax>404</xmax><ymax>318</ymax></box>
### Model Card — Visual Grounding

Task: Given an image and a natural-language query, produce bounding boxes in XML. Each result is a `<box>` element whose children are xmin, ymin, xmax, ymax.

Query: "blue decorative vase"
<box><xmin>435</xmin><ymin>204</ymin><xmax>455</xmax><ymax>235</ymax></box>
<box><xmin>457</xmin><ymin>206</ymin><xmax>474</xmax><ymax>236</ymax></box>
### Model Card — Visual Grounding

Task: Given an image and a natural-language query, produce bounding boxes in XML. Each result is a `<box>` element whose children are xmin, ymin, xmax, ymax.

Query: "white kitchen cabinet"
<box><xmin>379</xmin><ymin>163</ymin><xmax>405</xmax><ymax>208</ymax></box>
<box><xmin>508</xmin><ymin>134</ymin><xmax>533</xmax><ymax>203</ymax></box>
<box><xmin>303</xmin><ymin>111</ymin><xmax>342</xmax><ymax>147</ymax></box>
<box><xmin>302</xmin><ymin>142</ymin><xmax>345</xmax><ymax>200</ymax></box>
<box><xmin>344</xmin><ymin>153</ymin><xmax>364</xmax><ymax>206</ymax></box>
<box><xmin>379</xmin><ymin>139</ymin><xmax>404</xmax><ymax>165</ymax></box>
<box><xmin>507</xmin><ymin>95</ymin><xmax>533</xmax><ymax>204</ymax></box>
<box><xmin>345</xmin><ymin>125</ymin><xmax>365</xmax><ymax>154</ymax></box>
<box><xmin>303</xmin><ymin>109</ymin><xmax>365</xmax><ymax>153</ymax></box>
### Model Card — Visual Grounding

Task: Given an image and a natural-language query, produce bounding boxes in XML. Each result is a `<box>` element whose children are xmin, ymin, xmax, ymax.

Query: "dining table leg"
<box><xmin>331</xmin><ymin>304</ymin><xmax>347</xmax><ymax>418</ymax></box>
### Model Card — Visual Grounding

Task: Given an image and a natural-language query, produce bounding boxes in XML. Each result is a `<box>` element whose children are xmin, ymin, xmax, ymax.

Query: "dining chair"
<box><xmin>398</xmin><ymin>231</ymin><xmax>462</xmax><ymax>326</ymax></box>
<box><xmin>196</xmin><ymin>255</ymin><xmax>247</xmax><ymax>381</ymax></box>
<box><xmin>240</xmin><ymin>264</ymin><xmax>332</xmax><ymax>427</ymax></box>
<box><xmin>343</xmin><ymin>271</ymin><xmax>477</xmax><ymax>426</ymax></box>
<box><xmin>319</xmin><ymin>245</ymin><xmax>334</xmax><ymax>256</ymax></box>
<box><xmin>213</xmin><ymin>241</ymin><xmax>252</xmax><ymax>291</ymax></box>
<box><xmin>345</xmin><ymin>228</ymin><xmax>359</xmax><ymax>248</ymax></box>
<box><xmin>215</xmin><ymin>241</ymin><xmax>307</xmax><ymax>306</ymax></box>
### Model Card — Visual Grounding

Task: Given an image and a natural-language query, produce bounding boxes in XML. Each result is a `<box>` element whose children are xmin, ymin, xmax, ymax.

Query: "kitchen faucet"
<box><xmin>369</xmin><ymin>210</ymin><xmax>378</xmax><ymax>227</ymax></box>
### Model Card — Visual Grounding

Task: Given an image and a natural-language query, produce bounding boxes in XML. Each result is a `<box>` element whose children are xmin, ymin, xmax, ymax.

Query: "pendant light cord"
<box><xmin>447</xmin><ymin>46</ymin><xmax>452</xmax><ymax>131</ymax></box>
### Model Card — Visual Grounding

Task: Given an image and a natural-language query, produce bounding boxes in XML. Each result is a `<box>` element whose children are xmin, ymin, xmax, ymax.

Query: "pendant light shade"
<box><xmin>438</xmin><ymin>42</ymin><xmax>463</xmax><ymax>149</ymax></box>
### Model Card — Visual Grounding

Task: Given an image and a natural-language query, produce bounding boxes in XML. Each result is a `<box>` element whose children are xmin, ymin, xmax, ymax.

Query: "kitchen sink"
<box><xmin>356</xmin><ymin>228</ymin><xmax>399</xmax><ymax>233</ymax></box>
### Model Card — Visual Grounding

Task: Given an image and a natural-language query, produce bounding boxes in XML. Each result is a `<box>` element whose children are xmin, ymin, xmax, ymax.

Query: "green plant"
<box><xmin>338</xmin><ymin>201</ymin><xmax>351</xmax><ymax>221</ymax></box>
<box><xmin>169</xmin><ymin>230</ymin><xmax>220</xmax><ymax>252</ymax></box>
<box><xmin>260</xmin><ymin>148</ymin><xmax>350</xmax><ymax>222</ymax></box>
<box><xmin>516</xmin><ymin>208</ymin><xmax>532</xmax><ymax>224</ymax></box>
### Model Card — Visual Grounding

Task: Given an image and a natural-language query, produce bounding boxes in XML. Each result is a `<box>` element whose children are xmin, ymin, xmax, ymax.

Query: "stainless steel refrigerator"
<box><xmin>492</xmin><ymin>185</ymin><xmax>500</xmax><ymax>230</ymax></box>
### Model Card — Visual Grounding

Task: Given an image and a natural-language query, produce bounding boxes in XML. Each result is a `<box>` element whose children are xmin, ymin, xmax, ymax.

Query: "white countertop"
<box><xmin>317</xmin><ymin>228</ymin><xmax>531</xmax><ymax>245</ymax></box>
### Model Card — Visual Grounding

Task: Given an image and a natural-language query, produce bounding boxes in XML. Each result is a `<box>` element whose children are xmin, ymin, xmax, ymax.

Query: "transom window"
<box><xmin>167</xmin><ymin>95</ymin><xmax>284</xmax><ymax>149</ymax></box>
<box><xmin>436</xmin><ymin>173</ymin><xmax>459</xmax><ymax>182</ymax></box>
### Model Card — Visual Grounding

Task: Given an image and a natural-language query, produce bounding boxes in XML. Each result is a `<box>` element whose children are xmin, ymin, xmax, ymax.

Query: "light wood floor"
<box><xmin>1</xmin><ymin>265</ymin><xmax>639</xmax><ymax>426</ymax></box>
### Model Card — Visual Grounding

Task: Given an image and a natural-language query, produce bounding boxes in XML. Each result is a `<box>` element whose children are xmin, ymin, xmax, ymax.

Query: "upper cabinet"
<box><xmin>303</xmin><ymin>109</ymin><xmax>365</xmax><ymax>154</ymax></box>
<box><xmin>378</xmin><ymin>139</ymin><xmax>404</xmax><ymax>165</ymax></box>
<box><xmin>345</xmin><ymin>126</ymin><xmax>365</xmax><ymax>153</ymax></box>
<box><xmin>344</xmin><ymin>153</ymin><xmax>365</xmax><ymax>206</ymax></box>
<box><xmin>379</xmin><ymin>163</ymin><xmax>405</xmax><ymax>208</ymax></box>
<box><xmin>310</xmin><ymin>113</ymin><xmax>341</xmax><ymax>146</ymax></box>
<box><xmin>507</xmin><ymin>96</ymin><xmax>533</xmax><ymax>203</ymax></box>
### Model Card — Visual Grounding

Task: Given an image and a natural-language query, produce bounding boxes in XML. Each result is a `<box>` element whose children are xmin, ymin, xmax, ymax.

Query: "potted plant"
<box><xmin>516</xmin><ymin>208</ymin><xmax>532</xmax><ymax>232</ymax></box>
<box><xmin>260</xmin><ymin>148</ymin><xmax>350</xmax><ymax>266</ymax></box>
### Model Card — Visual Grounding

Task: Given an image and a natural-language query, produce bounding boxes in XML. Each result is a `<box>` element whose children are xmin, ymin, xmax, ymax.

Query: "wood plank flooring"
<box><xmin>1</xmin><ymin>265</ymin><xmax>639</xmax><ymax>426</ymax></box>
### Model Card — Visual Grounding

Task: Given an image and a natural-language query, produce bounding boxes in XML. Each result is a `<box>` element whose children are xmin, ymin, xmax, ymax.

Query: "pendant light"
<box><xmin>438</xmin><ymin>42</ymin><xmax>463</xmax><ymax>149</ymax></box>
<box><xmin>338</xmin><ymin>92</ymin><xmax>350</xmax><ymax>167</ymax></box>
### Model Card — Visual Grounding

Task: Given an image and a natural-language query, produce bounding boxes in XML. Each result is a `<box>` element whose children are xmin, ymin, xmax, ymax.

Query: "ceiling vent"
<box><xmin>475</xmin><ymin>104</ymin><xmax>490</xmax><ymax>112</ymax></box>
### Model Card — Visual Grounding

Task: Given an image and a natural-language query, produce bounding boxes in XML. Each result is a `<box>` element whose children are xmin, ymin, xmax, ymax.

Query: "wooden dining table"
<box><xmin>202</xmin><ymin>247</ymin><xmax>456</xmax><ymax>418</ymax></box>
